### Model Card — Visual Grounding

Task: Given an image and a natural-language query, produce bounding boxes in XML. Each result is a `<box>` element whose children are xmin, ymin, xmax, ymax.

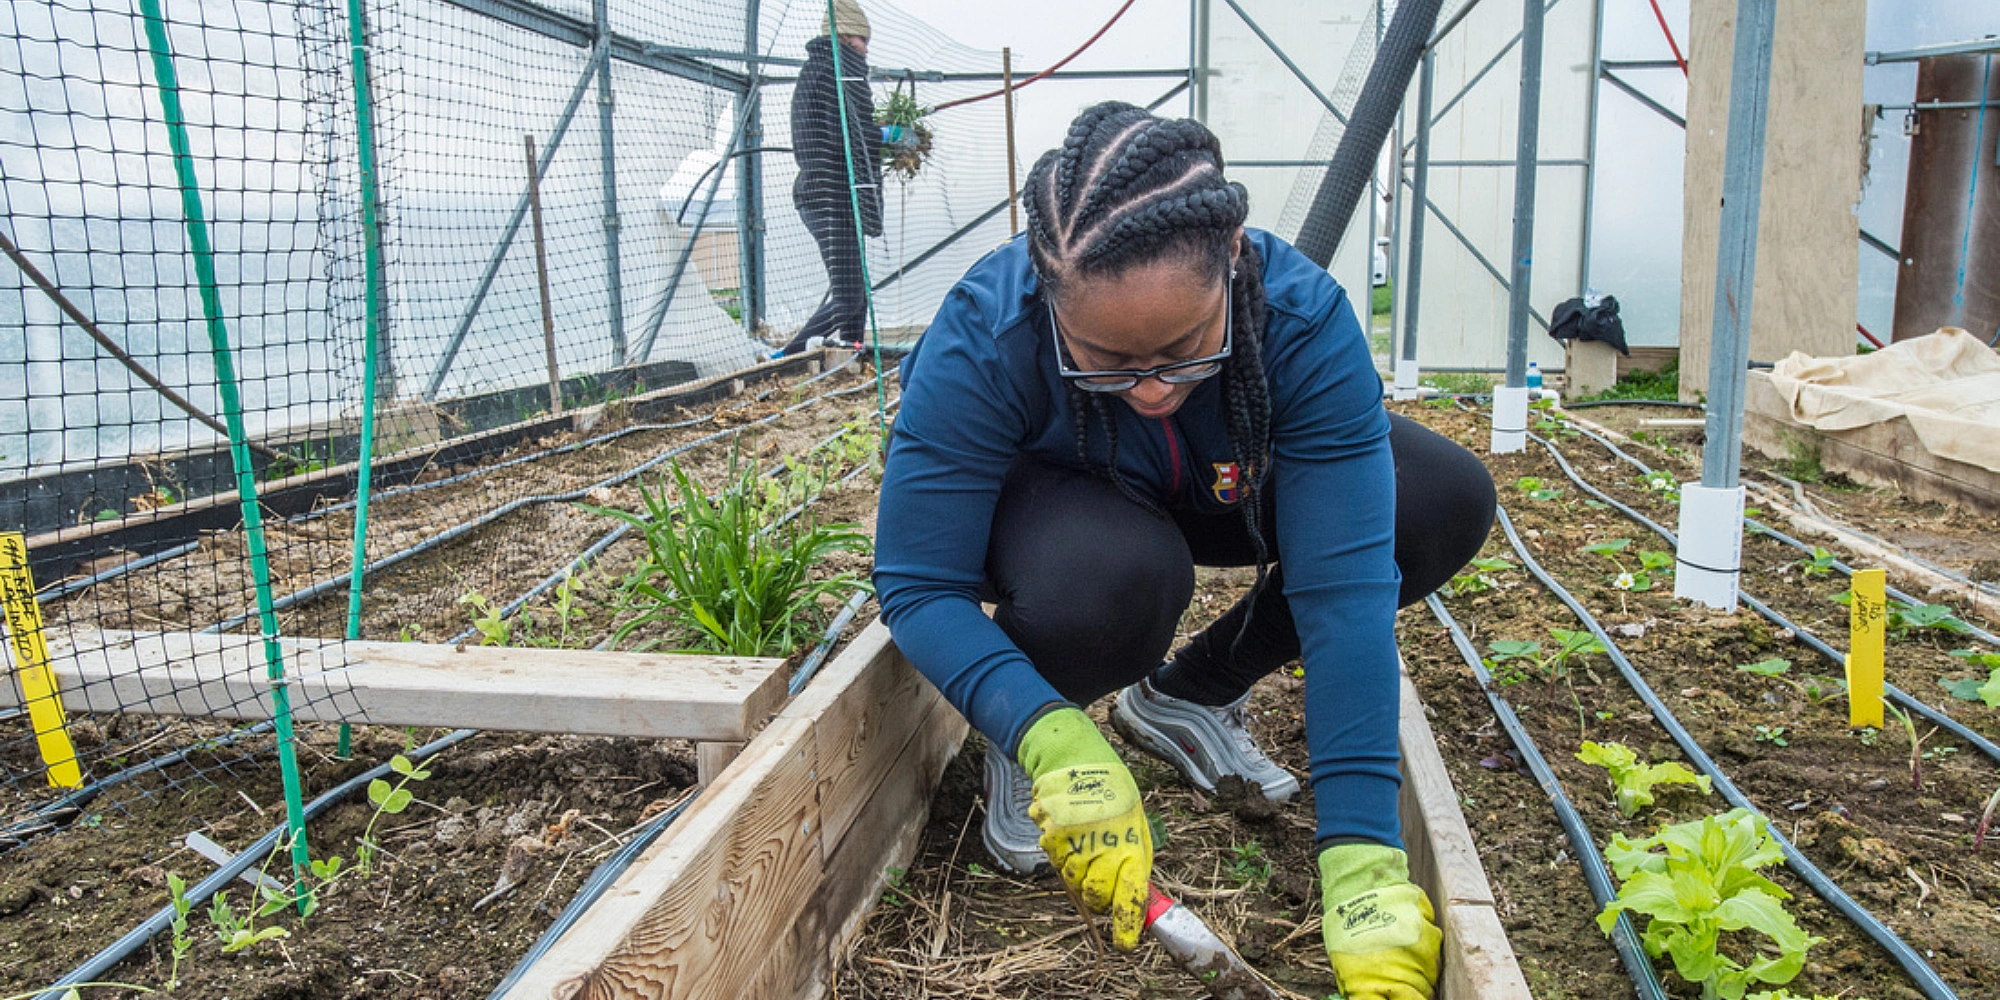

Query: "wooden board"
<box><xmin>1742</xmin><ymin>372</ymin><xmax>2000</xmax><ymax>516</ymax></box>
<box><xmin>499</xmin><ymin>620</ymin><xmax>968</xmax><ymax>1000</ymax></box>
<box><xmin>15</xmin><ymin>631</ymin><xmax>786</xmax><ymax>741</ymax></box>
<box><xmin>1399</xmin><ymin>670</ymin><xmax>1534</xmax><ymax>1000</ymax></box>
<box><xmin>1678</xmin><ymin>0</ymin><xmax>1864</xmax><ymax>399</ymax></box>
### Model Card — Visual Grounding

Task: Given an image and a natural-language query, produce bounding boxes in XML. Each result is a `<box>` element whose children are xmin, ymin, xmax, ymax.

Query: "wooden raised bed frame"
<box><xmin>498</xmin><ymin>623</ymin><xmax>1529</xmax><ymax>999</ymax></box>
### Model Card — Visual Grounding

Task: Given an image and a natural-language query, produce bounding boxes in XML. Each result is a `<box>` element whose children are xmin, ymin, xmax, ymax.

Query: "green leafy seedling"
<box><xmin>1448</xmin><ymin>556</ymin><xmax>1517</xmax><ymax>595</ymax></box>
<box><xmin>1735</xmin><ymin>658</ymin><xmax>1842</xmax><ymax>704</ymax></box>
<box><xmin>1939</xmin><ymin>649</ymin><xmax>2000</xmax><ymax>707</ymax></box>
<box><xmin>1752</xmin><ymin>725</ymin><xmax>1788</xmax><ymax>747</ymax></box>
<box><xmin>1577</xmin><ymin>741</ymin><xmax>1712</xmax><ymax>817</ymax></box>
<box><xmin>166</xmin><ymin>872</ymin><xmax>194</xmax><ymax>989</ymax></box>
<box><xmin>1598</xmin><ymin>808</ymin><xmax>1822</xmax><ymax>1000</ymax></box>
<box><xmin>457</xmin><ymin>589</ymin><xmax>512</xmax><ymax>647</ymax></box>
<box><xmin>1483</xmin><ymin>639</ymin><xmax>1542</xmax><ymax>687</ymax></box>
<box><xmin>1227</xmin><ymin>840</ymin><xmax>1272</xmax><ymax>887</ymax></box>
<box><xmin>1582</xmin><ymin>537</ymin><xmax>1671</xmax><ymax>593</ymax></box>
<box><xmin>1514</xmin><ymin>476</ymin><xmax>1562</xmax><ymax>502</ymax></box>
<box><xmin>1791</xmin><ymin>547</ymin><xmax>1837</xmax><ymax>578</ymax></box>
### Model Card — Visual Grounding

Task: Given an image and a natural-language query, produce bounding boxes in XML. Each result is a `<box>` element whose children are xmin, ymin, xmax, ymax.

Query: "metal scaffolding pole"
<box><xmin>1491</xmin><ymin>0</ymin><xmax>1545</xmax><ymax>454</ymax></box>
<box><xmin>1218</xmin><ymin>0</ymin><xmax>1348</xmax><ymax>125</ymax></box>
<box><xmin>738</xmin><ymin>0</ymin><xmax>766</xmax><ymax>335</ymax></box>
<box><xmin>1676</xmin><ymin>0</ymin><xmax>1777</xmax><ymax>610</ymax></box>
<box><xmin>595</xmin><ymin>0</ymin><xmax>625</xmax><ymax>367</ymax></box>
<box><xmin>1393</xmin><ymin>52</ymin><xmax>1436</xmax><ymax>400</ymax></box>
<box><xmin>1579</xmin><ymin>0</ymin><xmax>1604</xmax><ymax>291</ymax></box>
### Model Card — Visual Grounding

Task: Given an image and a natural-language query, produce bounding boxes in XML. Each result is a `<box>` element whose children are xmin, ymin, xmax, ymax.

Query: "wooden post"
<box><xmin>525</xmin><ymin>134</ymin><xmax>563</xmax><ymax>414</ymax></box>
<box><xmin>1003</xmin><ymin>48</ymin><xmax>1019</xmax><ymax>236</ymax></box>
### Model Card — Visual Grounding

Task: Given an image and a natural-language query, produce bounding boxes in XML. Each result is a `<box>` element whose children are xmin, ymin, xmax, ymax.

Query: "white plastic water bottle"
<box><xmin>1526</xmin><ymin>362</ymin><xmax>1543</xmax><ymax>391</ymax></box>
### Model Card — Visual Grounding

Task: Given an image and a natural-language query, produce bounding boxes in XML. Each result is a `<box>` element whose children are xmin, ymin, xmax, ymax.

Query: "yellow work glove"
<box><xmin>1016</xmin><ymin>706</ymin><xmax>1152</xmax><ymax>950</ymax></box>
<box><xmin>1319</xmin><ymin>842</ymin><xmax>1443</xmax><ymax>1000</ymax></box>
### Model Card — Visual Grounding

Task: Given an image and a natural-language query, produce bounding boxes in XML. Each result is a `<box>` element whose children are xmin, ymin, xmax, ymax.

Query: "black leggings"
<box><xmin>782</xmin><ymin>194</ymin><xmax>868</xmax><ymax>352</ymax></box>
<box><xmin>982</xmin><ymin>413</ymin><xmax>1495</xmax><ymax>708</ymax></box>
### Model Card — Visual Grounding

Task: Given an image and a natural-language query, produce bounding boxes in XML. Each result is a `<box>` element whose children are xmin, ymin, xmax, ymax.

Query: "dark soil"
<box><xmin>8</xmin><ymin>382</ymin><xmax>1999</xmax><ymax>1000</ymax></box>
<box><xmin>0</xmin><ymin>364</ymin><xmax>892</xmax><ymax>998</ymax></box>
<box><xmin>837</xmin><ymin>397</ymin><xmax>2000</xmax><ymax>1000</ymax></box>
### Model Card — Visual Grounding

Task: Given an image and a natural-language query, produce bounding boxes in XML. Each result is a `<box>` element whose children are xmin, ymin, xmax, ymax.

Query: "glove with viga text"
<box><xmin>1016</xmin><ymin>706</ymin><xmax>1153</xmax><ymax>950</ymax></box>
<box><xmin>1319</xmin><ymin>842</ymin><xmax>1443</xmax><ymax>1000</ymax></box>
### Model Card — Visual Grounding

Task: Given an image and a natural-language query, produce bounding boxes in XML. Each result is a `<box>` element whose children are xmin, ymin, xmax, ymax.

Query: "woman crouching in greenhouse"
<box><xmin>873</xmin><ymin>101</ymin><xmax>1495</xmax><ymax>1000</ymax></box>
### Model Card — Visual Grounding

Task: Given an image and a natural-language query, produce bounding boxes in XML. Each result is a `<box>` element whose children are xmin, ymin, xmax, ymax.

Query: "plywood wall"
<box><xmin>1678</xmin><ymin>0</ymin><xmax>1864</xmax><ymax>399</ymax></box>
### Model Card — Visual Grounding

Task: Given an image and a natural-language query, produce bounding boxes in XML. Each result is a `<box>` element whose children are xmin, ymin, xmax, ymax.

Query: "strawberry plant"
<box><xmin>1581</xmin><ymin>538</ymin><xmax>1673</xmax><ymax>593</ymax></box>
<box><xmin>1598</xmin><ymin>808</ymin><xmax>1822</xmax><ymax>1000</ymax></box>
<box><xmin>1735</xmin><ymin>658</ymin><xmax>1842</xmax><ymax>704</ymax></box>
<box><xmin>1514</xmin><ymin>475</ymin><xmax>1562</xmax><ymax>501</ymax></box>
<box><xmin>1939</xmin><ymin>649</ymin><xmax>2000</xmax><ymax>708</ymax></box>
<box><xmin>1576</xmin><ymin>741</ymin><xmax>1712</xmax><ymax>817</ymax></box>
<box><xmin>1448</xmin><ymin>556</ymin><xmax>1517</xmax><ymax>595</ymax></box>
<box><xmin>1789</xmin><ymin>547</ymin><xmax>1837</xmax><ymax>578</ymax></box>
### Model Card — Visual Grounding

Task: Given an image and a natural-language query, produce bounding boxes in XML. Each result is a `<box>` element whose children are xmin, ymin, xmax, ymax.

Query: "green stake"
<box><xmin>135</xmin><ymin>0</ymin><xmax>312</xmax><ymax>898</ymax></box>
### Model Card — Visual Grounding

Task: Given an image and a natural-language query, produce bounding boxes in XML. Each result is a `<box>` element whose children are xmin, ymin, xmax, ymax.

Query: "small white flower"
<box><xmin>1615</xmin><ymin>572</ymin><xmax>1636</xmax><ymax>590</ymax></box>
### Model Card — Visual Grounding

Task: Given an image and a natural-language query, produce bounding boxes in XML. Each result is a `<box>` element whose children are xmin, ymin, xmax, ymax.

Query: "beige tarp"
<box><xmin>1768</xmin><ymin>328</ymin><xmax>2000</xmax><ymax>474</ymax></box>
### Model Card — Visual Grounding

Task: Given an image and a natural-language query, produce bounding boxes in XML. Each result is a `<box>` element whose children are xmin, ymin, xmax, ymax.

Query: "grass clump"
<box><xmin>585</xmin><ymin>455</ymin><xmax>872</xmax><ymax>656</ymax></box>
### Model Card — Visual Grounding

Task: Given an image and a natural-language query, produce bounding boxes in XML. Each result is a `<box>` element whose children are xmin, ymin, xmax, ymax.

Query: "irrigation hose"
<box><xmin>1491</xmin><ymin>504</ymin><xmax>1960</xmax><ymax>1000</ymax></box>
<box><xmin>36</xmin><ymin>729</ymin><xmax>476</xmax><ymax>998</ymax></box>
<box><xmin>0</xmin><ymin>723</ymin><xmax>274</xmax><ymax>848</ymax></box>
<box><xmin>1557</xmin><ymin>415</ymin><xmax>2000</xmax><ymax>640</ymax></box>
<box><xmin>1525</xmin><ymin>430</ymin><xmax>2000</xmax><ymax>767</ymax></box>
<box><xmin>481</xmin><ymin>793</ymin><xmax>696</xmax><ymax>998</ymax></box>
<box><xmin>204</xmin><ymin>378</ymin><xmax>884</xmax><ymax>635</ymax></box>
<box><xmin>444</xmin><ymin>392</ymin><xmax>899</xmax><ymax>647</ymax></box>
<box><xmin>1422</xmin><ymin>593</ymin><xmax>1668</xmax><ymax>1000</ymax></box>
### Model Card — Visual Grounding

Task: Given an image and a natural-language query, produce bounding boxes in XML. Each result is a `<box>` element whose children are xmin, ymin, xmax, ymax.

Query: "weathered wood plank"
<box><xmin>20</xmin><ymin>631</ymin><xmax>786</xmax><ymax>741</ymax></box>
<box><xmin>1399</xmin><ymin>671</ymin><xmax>1533</xmax><ymax>1000</ymax></box>
<box><xmin>500</xmin><ymin>620</ymin><xmax>964</xmax><ymax>1000</ymax></box>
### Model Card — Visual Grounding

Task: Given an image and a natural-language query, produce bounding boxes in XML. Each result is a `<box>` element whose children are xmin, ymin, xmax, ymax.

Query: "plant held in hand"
<box><xmin>1576</xmin><ymin>741</ymin><xmax>1712</xmax><ymax>817</ymax></box>
<box><xmin>1598</xmin><ymin>808</ymin><xmax>1822</xmax><ymax>1000</ymax></box>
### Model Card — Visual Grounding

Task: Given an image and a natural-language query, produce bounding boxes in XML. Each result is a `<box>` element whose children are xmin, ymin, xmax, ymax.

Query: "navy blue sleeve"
<box><xmin>873</xmin><ymin>284</ymin><xmax>1063</xmax><ymax>753</ymax></box>
<box><xmin>1257</xmin><ymin>236</ymin><xmax>1405</xmax><ymax>849</ymax></box>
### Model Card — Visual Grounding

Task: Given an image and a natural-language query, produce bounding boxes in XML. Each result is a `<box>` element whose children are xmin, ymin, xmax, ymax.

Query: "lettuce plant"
<box><xmin>1577</xmin><ymin>741</ymin><xmax>1711</xmax><ymax>817</ymax></box>
<box><xmin>1597</xmin><ymin>808</ymin><xmax>1821</xmax><ymax>1000</ymax></box>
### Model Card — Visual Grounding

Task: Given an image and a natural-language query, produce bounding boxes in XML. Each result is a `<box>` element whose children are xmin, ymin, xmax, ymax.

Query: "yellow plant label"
<box><xmin>0</xmin><ymin>533</ymin><xmax>81</xmax><ymax>788</ymax></box>
<box><xmin>1845</xmin><ymin>567</ymin><xmax>1886</xmax><ymax>729</ymax></box>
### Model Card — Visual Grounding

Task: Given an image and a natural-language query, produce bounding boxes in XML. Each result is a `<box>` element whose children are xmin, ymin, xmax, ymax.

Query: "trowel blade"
<box><xmin>1142</xmin><ymin>884</ymin><xmax>1281</xmax><ymax>1000</ymax></box>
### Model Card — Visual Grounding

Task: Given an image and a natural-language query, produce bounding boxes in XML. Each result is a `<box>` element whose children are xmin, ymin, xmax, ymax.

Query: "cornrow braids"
<box><xmin>1221</xmin><ymin>240</ymin><xmax>1274</xmax><ymax>655</ymax></box>
<box><xmin>1023</xmin><ymin>101</ymin><xmax>1276</xmax><ymax>655</ymax></box>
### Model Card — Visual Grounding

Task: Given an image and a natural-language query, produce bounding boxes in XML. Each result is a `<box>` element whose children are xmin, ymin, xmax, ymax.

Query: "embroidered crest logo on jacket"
<box><xmin>1211</xmin><ymin>462</ymin><xmax>1250</xmax><ymax>504</ymax></box>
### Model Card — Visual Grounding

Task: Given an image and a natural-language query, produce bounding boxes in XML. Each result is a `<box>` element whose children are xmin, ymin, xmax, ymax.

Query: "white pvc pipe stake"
<box><xmin>1490</xmin><ymin>385</ymin><xmax>1529</xmax><ymax>453</ymax></box>
<box><xmin>1674</xmin><ymin>483</ymin><xmax>1745</xmax><ymax>611</ymax></box>
<box><xmin>1391</xmin><ymin>358</ymin><xmax>1421</xmax><ymax>401</ymax></box>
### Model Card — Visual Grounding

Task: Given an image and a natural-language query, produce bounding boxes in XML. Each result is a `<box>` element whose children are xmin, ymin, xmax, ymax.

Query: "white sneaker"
<box><xmin>980</xmin><ymin>742</ymin><xmax>1049</xmax><ymax>874</ymax></box>
<box><xmin>1111</xmin><ymin>677</ymin><xmax>1300</xmax><ymax>801</ymax></box>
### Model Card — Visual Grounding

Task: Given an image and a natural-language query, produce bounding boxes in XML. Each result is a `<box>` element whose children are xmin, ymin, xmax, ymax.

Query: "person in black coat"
<box><xmin>780</xmin><ymin>0</ymin><xmax>883</xmax><ymax>354</ymax></box>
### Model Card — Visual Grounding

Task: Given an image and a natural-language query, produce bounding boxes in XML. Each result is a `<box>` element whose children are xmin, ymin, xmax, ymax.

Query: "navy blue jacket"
<box><xmin>875</xmin><ymin>230</ymin><xmax>1403</xmax><ymax>848</ymax></box>
<box><xmin>791</xmin><ymin>36</ymin><xmax>882</xmax><ymax>237</ymax></box>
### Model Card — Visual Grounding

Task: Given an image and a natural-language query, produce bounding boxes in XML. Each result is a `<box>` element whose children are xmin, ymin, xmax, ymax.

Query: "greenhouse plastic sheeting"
<box><xmin>1768</xmin><ymin>327</ymin><xmax>2000</xmax><ymax>474</ymax></box>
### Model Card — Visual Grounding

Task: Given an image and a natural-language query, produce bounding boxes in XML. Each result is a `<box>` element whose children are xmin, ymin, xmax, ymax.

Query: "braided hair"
<box><xmin>1022</xmin><ymin>102</ymin><xmax>1276</xmax><ymax>642</ymax></box>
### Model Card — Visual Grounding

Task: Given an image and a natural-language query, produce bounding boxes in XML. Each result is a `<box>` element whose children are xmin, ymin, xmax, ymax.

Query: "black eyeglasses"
<box><xmin>1048</xmin><ymin>299</ymin><xmax>1233</xmax><ymax>393</ymax></box>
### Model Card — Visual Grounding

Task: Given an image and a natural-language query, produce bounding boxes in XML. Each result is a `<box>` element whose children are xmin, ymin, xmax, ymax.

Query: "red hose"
<box><xmin>1857</xmin><ymin>323</ymin><xmax>1885</xmax><ymax>349</ymax></box>
<box><xmin>931</xmin><ymin>0</ymin><xmax>1141</xmax><ymax>112</ymax></box>
<box><xmin>1645</xmin><ymin>0</ymin><xmax>1688</xmax><ymax>77</ymax></box>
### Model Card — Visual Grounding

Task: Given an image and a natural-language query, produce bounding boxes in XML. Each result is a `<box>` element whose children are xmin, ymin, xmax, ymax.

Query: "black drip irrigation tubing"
<box><xmin>34</xmin><ymin>361</ymin><xmax>856</xmax><ymax>603</ymax></box>
<box><xmin>203</xmin><ymin>377</ymin><xmax>884</xmax><ymax>636</ymax></box>
<box><xmin>5</xmin><ymin>371</ymin><xmax>886</xmax><ymax>846</ymax></box>
<box><xmin>445</xmin><ymin>395</ymin><xmax>899</xmax><ymax>647</ymax></box>
<box><xmin>487</xmin><ymin>582</ymin><xmax>873</xmax><ymax>995</ymax></box>
<box><xmin>36</xmin><ymin>728</ymin><xmax>477</xmax><ymax>999</ymax></box>
<box><xmin>1557</xmin><ymin>416</ymin><xmax>2000</xmax><ymax>642</ymax></box>
<box><xmin>1422</xmin><ymin>593</ymin><xmax>1668</xmax><ymax>1000</ymax></box>
<box><xmin>1526</xmin><ymin>429</ymin><xmax>2000</xmax><ymax>768</ymax></box>
<box><xmin>1489</xmin><ymin>503</ymin><xmax>1960</xmax><ymax>1000</ymax></box>
<box><xmin>0</xmin><ymin>722</ymin><xmax>274</xmax><ymax>848</ymax></box>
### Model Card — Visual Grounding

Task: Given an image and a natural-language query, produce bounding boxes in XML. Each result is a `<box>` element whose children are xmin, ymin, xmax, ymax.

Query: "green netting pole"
<box><xmin>338</xmin><ymin>0</ymin><xmax>389</xmax><ymax>763</ymax></box>
<box><xmin>823</xmin><ymin>1</ymin><xmax>890</xmax><ymax>436</ymax></box>
<box><xmin>136</xmin><ymin>0</ymin><xmax>313</xmax><ymax>889</ymax></box>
